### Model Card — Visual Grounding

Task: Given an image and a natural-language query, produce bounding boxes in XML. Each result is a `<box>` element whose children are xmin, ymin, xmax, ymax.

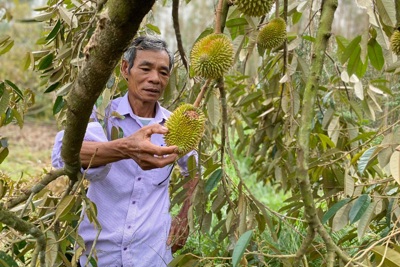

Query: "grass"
<box><xmin>1</xmin><ymin>121</ymin><xmax>58</xmax><ymax>181</ymax></box>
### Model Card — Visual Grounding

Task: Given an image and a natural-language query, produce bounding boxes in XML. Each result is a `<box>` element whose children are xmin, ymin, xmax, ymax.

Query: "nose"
<box><xmin>148</xmin><ymin>70</ymin><xmax>160</xmax><ymax>84</ymax></box>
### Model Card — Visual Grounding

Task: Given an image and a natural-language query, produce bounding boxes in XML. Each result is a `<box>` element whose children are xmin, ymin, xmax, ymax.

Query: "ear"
<box><xmin>121</xmin><ymin>60</ymin><xmax>129</xmax><ymax>80</ymax></box>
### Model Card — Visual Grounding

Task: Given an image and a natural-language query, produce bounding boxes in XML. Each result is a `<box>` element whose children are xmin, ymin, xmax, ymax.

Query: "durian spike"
<box><xmin>193</xmin><ymin>79</ymin><xmax>212</xmax><ymax>108</ymax></box>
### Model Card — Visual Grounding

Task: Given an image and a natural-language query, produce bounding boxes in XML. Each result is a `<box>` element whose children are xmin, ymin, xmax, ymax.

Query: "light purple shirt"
<box><xmin>52</xmin><ymin>93</ymin><xmax>196</xmax><ymax>267</ymax></box>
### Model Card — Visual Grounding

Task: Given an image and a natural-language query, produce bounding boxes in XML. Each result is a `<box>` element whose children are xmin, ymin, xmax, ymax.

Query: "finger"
<box><xmin>139</xmin><ymin>153</ymin><xmax>178</xmax><ymax>170</ymax></box>
<box><xmin>138</xmin><ymin>141</ymin><xmax>178</xmax><ymax>157</ymax></box>
<box><xmin>143</xmin><ymin>124</ymin><xmax>169</xmax><ymax>137</ymax></box>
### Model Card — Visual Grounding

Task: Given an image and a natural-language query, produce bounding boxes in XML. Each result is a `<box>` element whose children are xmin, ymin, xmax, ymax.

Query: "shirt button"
<box><xmin>123</xmin><ymin>247</ymin><xmax>127</xmax><ymax>251</ymax></box>
<box><xmin>128</xmin><ymin>226</ymin><xmax>131</xmax><ymax>229</ymax></box>
<box><xmin>138</xmin><ymin>177</ymin><xmax>141</xmax><ymax>181</ymax></box>
<box><xmin>132</xmin><ymin>201</ymin><xmax>136</xmax><ymax>204</ymax></box>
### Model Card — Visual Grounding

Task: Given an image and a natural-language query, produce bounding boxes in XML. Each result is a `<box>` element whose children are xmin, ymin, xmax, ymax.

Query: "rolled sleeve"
<box><xmin>51</xmin><ymin>122</ymin><xmax>112</xmax><ymax>181</ymax></box>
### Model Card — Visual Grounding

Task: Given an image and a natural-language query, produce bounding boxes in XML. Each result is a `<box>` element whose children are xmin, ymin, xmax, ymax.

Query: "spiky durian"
<box><xmin>190</xmin><ymin>33</ymin><xmax>234</xmax><ymax>79</ymax></box>
<box><xmin>390</xmin><ymin>30</ymin><xmax>400</xmax><ymax>55</ymax></box>
<box><xmin>257</xmin><ymin>17</ymin><xmax>287</xmax><ymax>50</ymax></box>
<box><xmin>164</xmin><ymin>104</ymin><xmax>206</xmax><ymax>156</ymax></box>
<box><xmin>236</xmin><ymin>0</ymin><xmax>274</xmax><ymax>17</ymax></box>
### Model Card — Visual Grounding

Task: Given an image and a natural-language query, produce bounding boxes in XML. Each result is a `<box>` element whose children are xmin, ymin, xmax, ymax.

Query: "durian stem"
<box><xmin>275</xmin><ymin>0</ymin><xmax>279</xmax><ymax>18</ymax></box>
<box><xmin>193</xmin><ymin>79</ymin><xmax>212</xmax><ymax>108</ymax></box>
<box><xmin>214</xmin><ymin>0</ymin><xmax>225</xmax><ymax>34</ymax></box>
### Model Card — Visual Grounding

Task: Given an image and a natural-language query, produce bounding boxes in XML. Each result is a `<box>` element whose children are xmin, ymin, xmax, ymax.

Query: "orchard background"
<box><xmin>1</xmin><ymin>0</ymin><xmax>400</xmax><ymax>266</ymax></box>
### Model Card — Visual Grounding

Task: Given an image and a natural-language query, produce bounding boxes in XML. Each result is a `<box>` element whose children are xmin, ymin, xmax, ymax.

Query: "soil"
<box><xmin>1</xmin><ymin>121</ymin><xmax>58</xmax><ymax>152</ymax></box>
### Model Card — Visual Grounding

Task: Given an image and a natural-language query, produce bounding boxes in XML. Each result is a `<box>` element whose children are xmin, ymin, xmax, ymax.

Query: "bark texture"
<box><xmin>295</xmin><ymin>0</ymin><xmax>353</xmax><ymax>265</ymax></box>
<box><xmin>61</xmin><ymin>0</ymin><xmax>156</xmax><ymax>180</ymax></box>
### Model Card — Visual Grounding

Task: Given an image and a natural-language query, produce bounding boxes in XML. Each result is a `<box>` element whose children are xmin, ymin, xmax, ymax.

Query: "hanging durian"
<box><xmin>236</xmin><ymin>0</ymin><xmax>274</xmax><ymax>17</ymax></box>
<box><xmin>164</xmin><ymin>104</ymin><xmax>206</xmax><ymax>156</ymax></box>
<box><xmin>390</xmin><ymin>30</ymin><xmax>400</xmax><ymax>55</ymax></box>
<box><xmin>257</xmin><ymin>17</ymin><xmax>287</xmax><ymax>50</ymax></box>
<box><xmin>190</xmin><ymin>33</ymin><xmax>234</xmax><ymax>79</ymax></box>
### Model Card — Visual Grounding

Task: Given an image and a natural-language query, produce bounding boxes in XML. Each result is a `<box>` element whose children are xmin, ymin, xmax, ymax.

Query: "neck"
<box><xmin>128</xmin><ymin>96</ymin><xmax>156</xmax><ymax>118</ymax></box>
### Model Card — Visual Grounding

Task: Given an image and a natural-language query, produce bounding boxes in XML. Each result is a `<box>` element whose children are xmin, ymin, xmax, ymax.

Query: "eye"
<box><xmin>141</xmin><ymin>67</ymin><xmax>150</xmax><ymax>72</ymax></box>
<box><xmin>160</xmin><ymin>71</ymin><xmax>169</xmax><ymax>76</ymax></box>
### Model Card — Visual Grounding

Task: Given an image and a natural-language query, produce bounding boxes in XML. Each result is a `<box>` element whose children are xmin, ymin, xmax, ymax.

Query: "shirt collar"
<box><xmin>116</xmin><ymin>93</ymin><xmax>168</xmax><ymax>124</ymax></box>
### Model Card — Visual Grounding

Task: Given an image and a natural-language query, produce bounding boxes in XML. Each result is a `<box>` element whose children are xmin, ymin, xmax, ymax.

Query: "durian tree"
<box><xmin>2</xmin><ymin>0</ymin><xmax>400</xmax><ymax>266</ymax></box>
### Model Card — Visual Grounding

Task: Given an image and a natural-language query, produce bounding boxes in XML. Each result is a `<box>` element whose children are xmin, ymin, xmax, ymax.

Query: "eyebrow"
<box><xmin>138</xmin><ymin>60</ymin><xmax>170</xmax><ymax>72</ymax></box>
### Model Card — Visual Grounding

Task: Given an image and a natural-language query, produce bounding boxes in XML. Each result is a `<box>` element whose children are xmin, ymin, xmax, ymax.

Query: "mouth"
<box><xmin>143</xmin><ymin>88</ymin><xmax>160</xmax><ymax>94</ymax></box>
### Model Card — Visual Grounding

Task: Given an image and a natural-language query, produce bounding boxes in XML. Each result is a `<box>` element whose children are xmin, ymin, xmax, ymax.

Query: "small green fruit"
<box><xmin>390</xmin><ymin>30</ymin><xmax>400</xmax><ymax>55</ymax></box>
<box><xmin>190</xmin><ymin>34</ymin><xmax>234</xmax><ymax>79</ymax></box>
<box><xmin>236</xmin><ymin>0</ymin><xmax>274</xmax><ymax>17</ymax></box>
<box><xmin>257</xmin><ymin>17</ymin><xmax>287</xmax><ymax>50</ymax></box>
<box><xmin>164</xmin><ymin>104</ymin><xmax>206</xmax><ymax>156</ymax></box>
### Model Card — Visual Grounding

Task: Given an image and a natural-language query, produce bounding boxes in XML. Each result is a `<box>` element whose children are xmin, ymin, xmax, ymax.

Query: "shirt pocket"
<box><xmin>144</xmin><ymin>164</ymin><xmax>174</xmax><ymax>186</ymax></box>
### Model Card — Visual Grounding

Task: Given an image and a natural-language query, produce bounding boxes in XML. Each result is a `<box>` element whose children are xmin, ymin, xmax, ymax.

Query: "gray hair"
<box><xmin>123</xmin><ymin>36</ymin><xmax>174</xmax><ymax>71</ymax></box>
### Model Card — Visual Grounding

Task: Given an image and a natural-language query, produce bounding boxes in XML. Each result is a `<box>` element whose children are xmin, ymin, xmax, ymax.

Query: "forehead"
<box><xmin>134</xmin><ymin>49</ymin><xmax>170</xmax><ymax>67</ymax></box>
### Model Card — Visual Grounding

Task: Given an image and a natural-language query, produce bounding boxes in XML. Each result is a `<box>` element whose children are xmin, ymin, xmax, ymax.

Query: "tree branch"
<box><xmin>61</xmin><ymin>0</ymin><xmax>156</xmax><ymax>181</ymax></box>
<box><xmin>6</xmin><ymin>168</ymin><xmax>66</xmax><ymax>209</ymax></box>
<box><xmin>0</xmin><ymin>205</ymin><xmax>46</xmax><ymax>267</ymax></box>
<box><xmin>172</xmin><ymin>0</ymin><xmax>188</xmax><ymax>71</ymax></box>
<box><xmin>294</xmin><ymin>0</ymin><xmax>359</xmax><ymax>265</ymax></box>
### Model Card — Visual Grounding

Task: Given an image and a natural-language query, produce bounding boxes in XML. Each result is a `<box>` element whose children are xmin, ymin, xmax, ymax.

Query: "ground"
<box><xmin>1</xmin><ymin>121</ymin><xmax>58</xmax><ymax>180</ymax></box>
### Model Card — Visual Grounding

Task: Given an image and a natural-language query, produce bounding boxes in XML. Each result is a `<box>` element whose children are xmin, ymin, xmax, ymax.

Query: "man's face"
<box><xmin>124</xmin><ymin>49</ymin><xmax>170</xmax><ymax>104</ymax></box>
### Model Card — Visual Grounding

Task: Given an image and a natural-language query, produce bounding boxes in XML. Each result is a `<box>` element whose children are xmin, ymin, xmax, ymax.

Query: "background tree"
<box><xmin>1</xmin><ymin>0</ymin><xmax>400</xmax><ymax>266</ymax></box>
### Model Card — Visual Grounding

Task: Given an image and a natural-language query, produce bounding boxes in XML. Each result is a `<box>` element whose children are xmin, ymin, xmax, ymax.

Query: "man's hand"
<box><xmin>122</xmin><ymin>124</ymin><xmax>179</xmax><ymax>170</ymax></box>
<box><xmin>81</xmin><ymin>124</ymin><xmax>179</xmax><ymax>169</ymax></box>
<box><xmin>167</xmin><ymin>214</ymin><xmax>189</xmax><ymax>253</ymax></box>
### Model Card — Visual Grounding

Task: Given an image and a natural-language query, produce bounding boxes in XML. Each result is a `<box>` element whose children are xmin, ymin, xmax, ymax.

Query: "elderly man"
<box><xmin>52</xmin><ymin>36</ymin><xmax>197</xmax><ymax>267</ymax></box>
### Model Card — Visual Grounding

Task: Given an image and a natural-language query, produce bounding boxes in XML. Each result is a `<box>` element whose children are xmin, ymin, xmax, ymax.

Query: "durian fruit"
<box><xmin>390</xmin><ymin>30</ymin><xmax>400</xmax><ymax>55</ymax></box>
<box><xmin>236</xmin><ymin>0</ymin><xmax>274</xmax><ymax>17</ymax></box>
<box><xmin>190</xmin><ymin>33</ymin><xmax>234</xmax><ymax>79</ymax></box>
<box><xmin>164</xmin><ymin>104</ymin><xmax>206</xmax><ymax>156</ymax></box>
<box><xmin>257</xmin><ymin>17</ymin><xmax>287</xmax><ymax>50</ymax></box>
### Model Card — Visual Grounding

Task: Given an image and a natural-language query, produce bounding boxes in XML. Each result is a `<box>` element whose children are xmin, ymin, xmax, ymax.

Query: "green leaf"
<box><xmin>22</xmin><ymin>52</ymin><xmax>32</xmax><ymax>70</ymax></box>
<box><xmin>0</xmin><ymin>147</ymin><xmax>9</xmax><ymax>164</ymax></box>
<box><xmin>145</xmin><ymin>24</ymin><xmax>161</xmax><ymax>34</ymax></box>
<box><xmin>37</xmin><ymin>53</ymin><xmax>54</xmax><ymax>70</ymax></box>
<box><xmin>206</xmin><ymin>90</ymin><xmax>220</xmax><ymax>126</ymax></box>
<box><xmin>55</xmin><ymin>195</ymin><xmax>76</xmax><ymax>220</ymax></box>
<box><xmin>357</xmin><ymin>146</ymin><xmax>377</xmax><ymax>174</ymax></box>
<box><xmin>317</xmin><ymin>133</ymin><xmax>336</xmax><ymax>151</ymax></box>
<box><xmin>205</xmin><ymin>168</ymin><xmax>222</xmax><ymax>195</ymax></box>
<box><xmin>367</xmin><ymin>38</ymin><xmax>384</xmax><ymax>71</ymax></box>
<box><xmin>53</xmin><ymin>96</ymin><xmax>65</xmax><ymax>115</ymax></box>
<box><xmin>45</xmin><ymin>231</ymin><xmax>58</xmax><ymax>267</ymax></box>
<box><xmin>302</xmin><ymin>35</ymin><xmax>315</xmax><ymax>42</ymax></box>
<box><xmin>372</xmin><ymin>246</ymin><xmax>400</xmax><ymax>267</ymax></box>
<box><xmin>46</xmin><ymin>20</ymin><xmax>61</xmax><ymax>42</ymax></box>
<box><xmin>357</xmin><ymin>201</ymin><xmax>376</xmax><ymax>241</ymax></box>
<box><xmin>226</xmin><ymin>17</ymin><xmax>248</xmax><ymax>28</ymax></box>
<box><xmin>0</xmin><ymin>40</ymin><xmax>14</xmax><ymax>55</ymax></box>
<box><xmin>4</xmin><ymin>80</ymin><xmax>23</xmax><ymax>100</ymax></box>
<box><xmin>168</xmin><ymin>254</ymin><xmax>197</xmax><ymax>267</ymax></box>
<box><xmin>346</xmin><ymin>45</ymin><xmax>361</xmax><ymax>76</ymax></box>
<box><xmin>226</xmin><ymin>18</ymin><xmax>247</xmax><ymax>40</ymax></box>
<box><xmin>341</xmin><ymin>35</ymin><xmax>361</xmax><ymax>64</ymax></box>
<box><xmin>0</xmin><ymin>251</ymin><xmax>18</xmax><ymax>267</ymax></box>
<box><xmin>349</xmin><ymin>194</ymin><xmax>371</xmax><ymax>224</ymax></box>
<box><xmin>0</xmin><ymin>35</ymin><xmax>10</xmax><ymax>45</ymax></box>
<box><xmin>232</xmin><ymin>230</ymin><xmax>253</xmax><ymax>267</ymax></box>
<box><xmin>44</xmin><ymin>82</ymin><xmax>60</xmax><ymax>93</ymax></box>
<box><xmin>236</xmin><ymin>91</ymin><xmax>263</xmax><ymax>107</ymax></box>
<box><xmin>0</xmin><ymin>87</ymin><xmax>10</xmax><ymax>115</ymax></box>
<box><xmin>390</xmin><ymin>150</ymin><xmax>400</xmax><ymax>186</ymax></box>
<box><xmin>322</xmin><ymin>198</ymin><xmax>351</xmax><ymax>224</ymax></box>
<box><xmin>375</xmin><ymin>0</ymin><xmax>396</xmax><ymax>27</ymax></box>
